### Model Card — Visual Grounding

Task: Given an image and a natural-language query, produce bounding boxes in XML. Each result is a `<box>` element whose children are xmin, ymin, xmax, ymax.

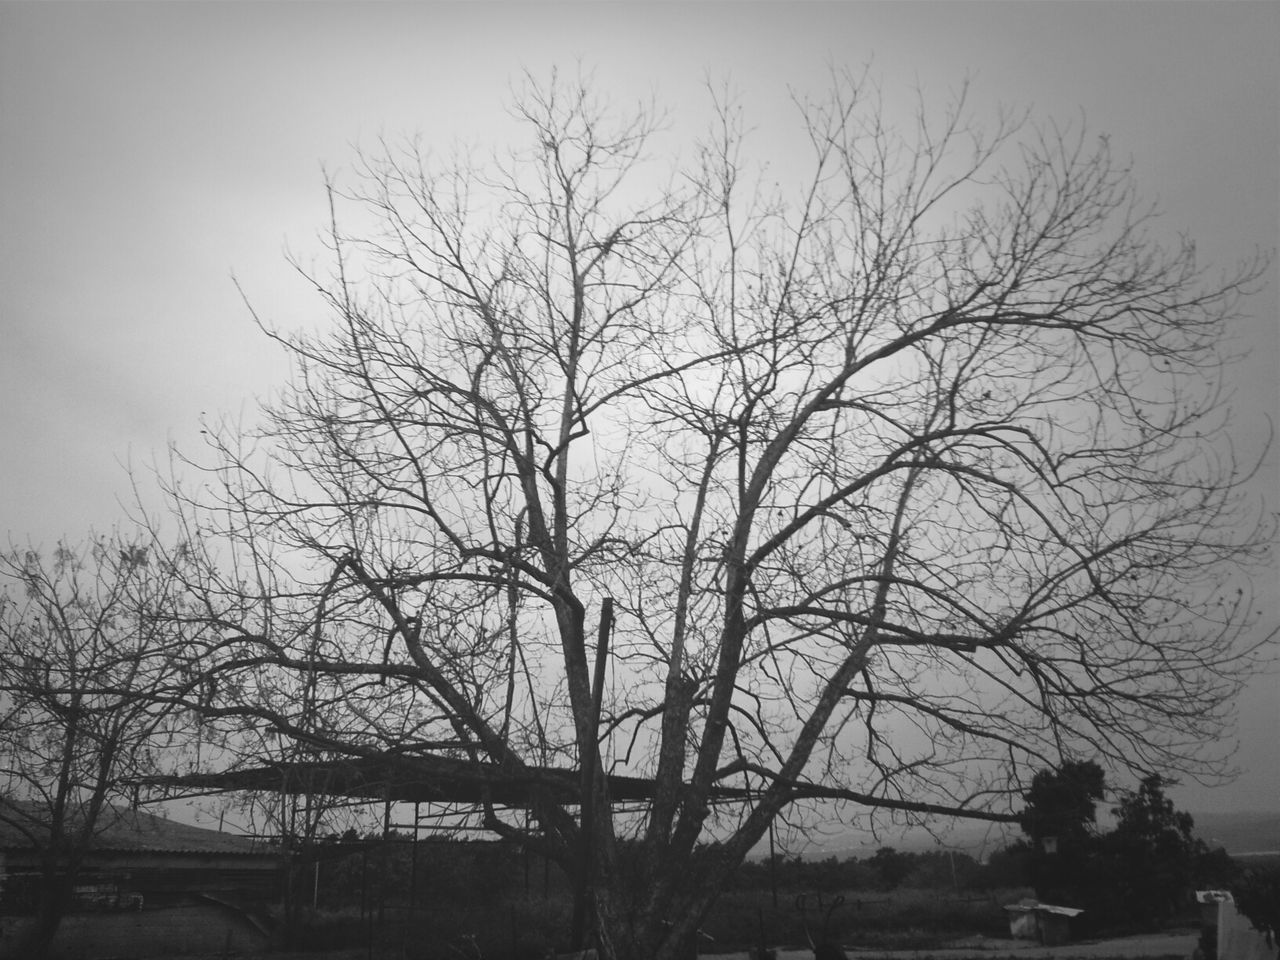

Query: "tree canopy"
<box><xmin>156</xmin><ymin>74</ymin><xmax>1273</xmax><ymax>959</ymax></box>
<box><xmin>1108</xmin><ymin>774</ymin><xmax>1203</xmax><ymax>923</ymax></box>
<box><xmin>1020</xmin><ymin>760</ymin><xmax>1107</xmax><ymax>847</ymax></box>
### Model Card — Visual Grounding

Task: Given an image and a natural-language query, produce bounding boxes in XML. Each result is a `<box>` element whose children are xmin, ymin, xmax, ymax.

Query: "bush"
<box><xmin>1233</xmin><ymin>867</ymin><xmax>1280</xmax><ymax>960</ymax></box>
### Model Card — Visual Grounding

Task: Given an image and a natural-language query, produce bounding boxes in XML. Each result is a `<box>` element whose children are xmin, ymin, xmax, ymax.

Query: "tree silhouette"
<box><xmin>0</xmin><ymin>536</ymin><xmax>206</xmax><ymax>957</ymax></box>
<box><xmin>1107</xmin><ymin>775</ymin><xmax>1201</xmax><ymax>924</ymax></box>
<box><xmin>1020</xmin><ymin>760</ymin><xmax>1106</xmax><ymax>849</ymax></box>
<box><xmin>1019</xmin><ymin>760</ymin><xmax>1107</xmax><ymax>906</ymax></box>
<box><xmin>161</xmin><ymin>73</ymin><xmax>1272</xmax><ymax>959</ymax></box>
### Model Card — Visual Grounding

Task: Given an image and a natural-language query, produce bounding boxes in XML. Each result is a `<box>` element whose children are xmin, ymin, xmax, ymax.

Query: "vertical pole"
<box><xmin>380</xmin><ymin>794</ymin><xmax>391</xmax><ymax>928</ymax></box>
<box><xmin>768</xmin><ymin>819</ymin><xmax>779</xmax><ymax>911</ymax></box>
<box><xmin>410</xmin><ymin>802</ymin><xmax>419</xmax><ymax>921</ymax></box>
<box><xmin>363</xmin><ymin>846</ymin><xmax>372</xmax><ymax>960</ymax></box>
<box><xmin>571</xmin><ymin>598</ymin><xmax>613</xmax><ymax>950</ymax></box>
<box><xmin>280</xmin><ymin>773</ymin><xmax>295</xmax><ymax>937</ymax></box>
<box><xmin>523</xmin><ymin>809</ymin><xmax>531</xmax><ymax>898</ymax></box>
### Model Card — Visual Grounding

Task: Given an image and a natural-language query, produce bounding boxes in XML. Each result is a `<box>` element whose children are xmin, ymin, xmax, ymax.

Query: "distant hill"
<box><xmin>1190</xmin><ymin>810</ymin><xmax>1280</xmax><ymax>855</ymax></box>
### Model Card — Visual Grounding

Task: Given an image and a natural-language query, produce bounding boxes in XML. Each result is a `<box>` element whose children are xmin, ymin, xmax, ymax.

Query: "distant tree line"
<box><xmin>731</xmin><ymin>846</ymin><xmax>991</xmax><ymax>894</ymax></box>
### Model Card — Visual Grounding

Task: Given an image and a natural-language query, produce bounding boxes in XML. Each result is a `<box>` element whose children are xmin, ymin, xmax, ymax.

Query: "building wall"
<box><xmin>0</xmin><ymin>902</ymin><xmax>269</xmax><ymax>959</ymax></box>
<box><xmin>0</xmin><ymin>850</ymin><xmax>281</xmax><ymax>913</ymax></box>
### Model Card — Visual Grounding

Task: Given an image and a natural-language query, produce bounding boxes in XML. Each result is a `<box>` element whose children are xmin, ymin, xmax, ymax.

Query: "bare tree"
<box><xmin>168</xmin><ymin>74</ymin><xmax>1272</xmax><ymax>959</ymax></box>
<box><xmin>0</xmin><ymin>535</ymin><xmax>207</xmax><ymax>957</ymax></box>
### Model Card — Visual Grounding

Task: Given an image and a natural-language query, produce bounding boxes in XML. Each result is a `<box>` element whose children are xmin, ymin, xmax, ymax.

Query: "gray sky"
<box><xmin>1</xmin><ymin>1</ymin><xmax>1276</xmax><ymax>816</ymax></box>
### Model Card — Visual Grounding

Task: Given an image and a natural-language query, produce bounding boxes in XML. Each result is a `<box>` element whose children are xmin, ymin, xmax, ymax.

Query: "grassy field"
<box><xmin>262</xmin><ymin>888</ymin><xmax>1017</xmax><ymax>957</ymax></box>
<box><xmin>700</xmin><ymin>886</ymin><xmax>1018</xmax><ymax>952</ymax></box>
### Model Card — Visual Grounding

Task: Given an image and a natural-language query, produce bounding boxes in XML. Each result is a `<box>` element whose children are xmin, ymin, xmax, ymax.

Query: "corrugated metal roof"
<box><xmin>1004</xmin><ymin>898</ymin><xmax>1084</xmax><ymax>918</ymax></box>
<box><xmin>142</xmin><ymin>753</ymin><xmax>754</xmax><ymax>807</ymax></box>
<box><xmin>0</xmin><ymin>803</ymin><xmax>272</xmax><ymax>856</ymax></box>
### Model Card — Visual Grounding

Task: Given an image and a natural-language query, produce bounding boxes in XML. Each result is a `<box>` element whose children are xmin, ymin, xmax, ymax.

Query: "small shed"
<box><xmin>1004</xmin><ymin>898</ymin><xmax>1083</xmax><ymax>946</ymax></box>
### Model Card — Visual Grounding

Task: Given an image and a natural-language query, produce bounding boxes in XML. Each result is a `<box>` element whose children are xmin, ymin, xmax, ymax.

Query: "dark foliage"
<box><xmin>1105</xmin><ymin>775</ymin><xmax>1202</xmax><ymax>924</ymax></box>
<box><xmin>1020</xmin><ymin>761</ymin><xmax>1107</xmax><ymax>847</ymax></box>
<box><xmin>1014</xmin><ymin>765</ymin><xmax>1239</xmax><ymax>932</ymax></box>
<box><xmin>1232</xmin><ymin>866</ymin><xmax>1280</xmax><ymax>960</ymax></box>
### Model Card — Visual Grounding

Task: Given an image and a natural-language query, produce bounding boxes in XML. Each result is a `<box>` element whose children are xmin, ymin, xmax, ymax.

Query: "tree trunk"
<box><xmin>17</xmin><ymin>872</ymin><xmax>73</xmax><ymax>960</ymax></box>
<box><xmin>591</xmin><ymin>866</ymin><xmax>714</xmax><ymax>960</ymax></box>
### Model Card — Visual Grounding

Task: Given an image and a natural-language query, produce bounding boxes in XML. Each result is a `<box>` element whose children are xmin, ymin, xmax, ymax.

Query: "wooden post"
<box><xmin>410</xmin><ymin>802</ymin><xmax>419</xmax><ymax>920</ymax></box>
<box><xmin>571</xmin><ymin>598</ymin><xmax>613</xmax><ymax>950</ymax></box>
<box><xmin>768</xmin><ymin>819</ymin><xmax>779</xmax><ymax>911</ymax></box>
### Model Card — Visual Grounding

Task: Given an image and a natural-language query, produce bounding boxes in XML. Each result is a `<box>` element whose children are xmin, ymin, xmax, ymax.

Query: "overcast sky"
<box><xmin>1</xmin><ymin>2</ymin><xmax>1276</xmax><ymax>818</ymax></box>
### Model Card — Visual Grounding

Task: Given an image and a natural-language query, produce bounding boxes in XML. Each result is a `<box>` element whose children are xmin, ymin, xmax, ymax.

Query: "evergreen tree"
<box><xmin>1107</xmin><ymin>775</ymin><xmax>1200</xmax><ymax>925</ymax></box>
<box><xmin>1019</xmin><ymin>761</ymin><xmax>1106</xmax><ymax>907</ymax></box>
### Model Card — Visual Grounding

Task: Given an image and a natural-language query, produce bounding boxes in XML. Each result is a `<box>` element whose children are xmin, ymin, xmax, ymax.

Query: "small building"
<box><xmin>0</xmin><ymin>805</ymin><xmax>281</xmax><ymax>959</ymax></box>
<box><xmin>1004</xmin><ymin>898</ymin><xmax>1083</xmax><ymax>946</ymax></box>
